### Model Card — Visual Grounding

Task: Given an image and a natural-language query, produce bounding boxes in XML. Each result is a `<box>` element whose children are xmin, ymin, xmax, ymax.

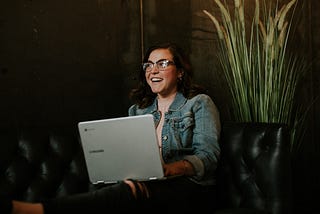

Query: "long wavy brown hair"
<box><xmin>129</xmin><ymin>42</ymin><xmax>206</xmax><ymax>109</ymax></box>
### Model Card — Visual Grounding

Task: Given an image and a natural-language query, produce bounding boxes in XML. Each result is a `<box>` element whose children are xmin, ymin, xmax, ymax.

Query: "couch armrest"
<box><xmin>216</xmin><ymin>122</ymin><xmax>292</xmax><ymax>214</ymax></box>
<box><xmin>0</xmin><ymin>126</ymin><xmax>90</xmax><ymax>202</ymax></box>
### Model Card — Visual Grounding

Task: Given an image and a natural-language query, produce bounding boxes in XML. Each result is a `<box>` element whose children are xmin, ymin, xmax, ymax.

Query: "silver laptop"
<box><xmin>78</xmin><ymin>114</ymin><xmax>165</xmax><ymax>184</ymax></box>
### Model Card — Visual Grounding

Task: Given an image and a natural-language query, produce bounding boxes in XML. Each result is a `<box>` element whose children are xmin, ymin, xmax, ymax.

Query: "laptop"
<box><xmin>78</xmin><ymin>114</ymin><xmax>165</xmax><ymax>184</ymax></box>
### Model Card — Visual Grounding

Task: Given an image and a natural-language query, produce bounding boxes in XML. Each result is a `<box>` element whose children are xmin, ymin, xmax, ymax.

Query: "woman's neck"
<box><xmin>157</xmin><ymin>92</ymin><xmax>176</xmax><ymax>113</ymax></box>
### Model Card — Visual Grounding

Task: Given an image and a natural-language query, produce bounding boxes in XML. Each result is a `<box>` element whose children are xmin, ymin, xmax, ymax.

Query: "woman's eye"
<box><xmin>159</xmin><ymin>62</ymin><xmax>167</xmax><ymax>68</ymax></box>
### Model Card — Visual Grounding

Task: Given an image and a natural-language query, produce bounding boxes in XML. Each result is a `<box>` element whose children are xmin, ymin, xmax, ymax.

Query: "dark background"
<box><xmin>0</xmin><ymin>0</ymin><xmax>319</xmax><ymax>213</ymax></box>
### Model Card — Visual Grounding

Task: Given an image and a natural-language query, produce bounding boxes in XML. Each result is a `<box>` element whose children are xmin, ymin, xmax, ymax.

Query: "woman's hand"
<box><xmin>163</xmin><ymin>160</ymin><xmax>195</xmax><ymax>176</ymax></box>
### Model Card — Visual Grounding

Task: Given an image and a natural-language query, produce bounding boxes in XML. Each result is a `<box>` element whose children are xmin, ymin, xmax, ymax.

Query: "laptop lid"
<box><xmin>78</xmin><ymin>114</ymin><xmax>164</xmax><ymax>184</ymax></box>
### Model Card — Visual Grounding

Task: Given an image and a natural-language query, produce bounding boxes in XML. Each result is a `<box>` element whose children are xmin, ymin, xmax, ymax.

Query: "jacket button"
<box><xmin>163</xmin><ymin>136</ymin><xmax>168</xmax><ymax>141</ymax></box>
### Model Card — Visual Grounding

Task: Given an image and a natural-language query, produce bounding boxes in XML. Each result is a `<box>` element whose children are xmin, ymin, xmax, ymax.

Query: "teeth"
<box><xmin>151</xmin><ymin>77</ymin><xmax>162</xmax><ymax>82</ymax></box>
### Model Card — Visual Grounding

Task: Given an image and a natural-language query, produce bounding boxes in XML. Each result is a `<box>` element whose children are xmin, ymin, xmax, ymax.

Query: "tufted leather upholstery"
<box><xmin>215</xmin><ymin>122</ymin><xmax>292</xmax><ymax>214</ymax></box>
<box><xmin>0</xmin><ymin>122</ymin><xmax>292</xmax><ymax>214</ymax></box>
<box><xmin>0</xmin><ymin>126</ymin><xmax>90</xmax><ymax>202</ymax></box>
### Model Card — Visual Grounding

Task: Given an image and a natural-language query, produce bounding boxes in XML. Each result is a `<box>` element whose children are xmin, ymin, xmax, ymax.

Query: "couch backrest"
<box><xmin>0</xmin><ymin>126</ymin><xmax>90</xmax><ymax>202</ymax></box>
<box><xmin>0</xmin><ymin>122</ymin><xmax>293</xmax><ymax>213</ymax></box>
<box><xmin>216</xmin><ymin>122</ymin><xmax>293</xmax><ymax>214</ymax></box>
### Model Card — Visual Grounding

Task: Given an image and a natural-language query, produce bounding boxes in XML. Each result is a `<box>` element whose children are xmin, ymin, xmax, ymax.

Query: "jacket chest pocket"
<box><xmin>171</xmin><ymin>114</ymin><xmax>194</xmax><ymax>147</ymax></box>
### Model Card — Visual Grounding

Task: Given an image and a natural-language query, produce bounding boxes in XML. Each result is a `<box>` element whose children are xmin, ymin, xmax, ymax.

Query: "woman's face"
<box><xmin>145</xmin><ymin>48</ymin><xmax>183</xmax><ymax>98</ymax></box>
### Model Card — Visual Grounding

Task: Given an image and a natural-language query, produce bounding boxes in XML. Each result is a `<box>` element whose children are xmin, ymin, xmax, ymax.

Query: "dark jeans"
<box><xmin>144</xmin><ymin>177</ymin><xmax>217</xmax><ymax>212</ymax></box>
<box><xmin>42</xmin><ymin>177</ymin><xmax>217</xmax><ymax>214</ymax></box>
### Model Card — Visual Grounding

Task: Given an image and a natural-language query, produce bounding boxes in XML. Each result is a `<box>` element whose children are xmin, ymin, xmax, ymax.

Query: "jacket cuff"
<box><xmin>184</xmin><ymin>155</ymin><xmax>204</xmax><ymax>179</ymax></box>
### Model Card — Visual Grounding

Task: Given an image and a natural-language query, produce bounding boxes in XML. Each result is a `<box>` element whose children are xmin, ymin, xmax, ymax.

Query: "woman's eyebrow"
<box><xmin>147</xmin><ymin>58</ymin><xmax>168</xmax><ymax>63</ymax></box>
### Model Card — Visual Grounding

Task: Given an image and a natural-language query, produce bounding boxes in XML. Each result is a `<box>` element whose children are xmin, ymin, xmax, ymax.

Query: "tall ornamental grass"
<box><xmin>203</xmin><ymin>0</ymin><xmax>308</xmax><ymax>152</ymax></box>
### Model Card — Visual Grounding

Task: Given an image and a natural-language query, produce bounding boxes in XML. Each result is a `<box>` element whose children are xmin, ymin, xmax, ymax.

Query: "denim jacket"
<box><xmin>128</xmin><ymin>92</ymin><xmax>221</xmax><ymax>185</ymax></box>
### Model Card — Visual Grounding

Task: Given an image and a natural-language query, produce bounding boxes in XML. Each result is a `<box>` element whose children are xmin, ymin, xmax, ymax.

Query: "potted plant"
<box><xmin>203</xmin><ymin>0</ymin><xmax>309</xmax><ymax>154</ymax></box>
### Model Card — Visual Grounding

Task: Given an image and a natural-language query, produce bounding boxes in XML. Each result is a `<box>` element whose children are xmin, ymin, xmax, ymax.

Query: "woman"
<box><xmin>2</xmin><ymin>42</ymin><xmax>221</xmax><ymax>213</ymax></box>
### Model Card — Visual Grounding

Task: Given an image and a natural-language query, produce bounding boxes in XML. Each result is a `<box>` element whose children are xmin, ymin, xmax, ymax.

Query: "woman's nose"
<box><xmin>150</xmin><ymin>65</ymin><xmax>159</xmax><ymax>73</ymax></box>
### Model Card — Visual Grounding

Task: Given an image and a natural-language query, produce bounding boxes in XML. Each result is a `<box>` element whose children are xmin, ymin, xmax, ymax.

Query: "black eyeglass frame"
<box><xmin>142</xmin><ymin>59</ymin><xmax>175</xmax><ymax>72</ymax></box>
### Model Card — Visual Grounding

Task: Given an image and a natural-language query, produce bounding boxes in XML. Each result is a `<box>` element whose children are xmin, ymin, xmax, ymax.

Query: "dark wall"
<box><xmin>0</xmin><ymin>0</ymin><xmax>141</xmax><ymax>127</ymax></box>
<box><xmin>0</xmin><ymin>0</ymin><xmax>319</xmax><ymax>213</ymax></box>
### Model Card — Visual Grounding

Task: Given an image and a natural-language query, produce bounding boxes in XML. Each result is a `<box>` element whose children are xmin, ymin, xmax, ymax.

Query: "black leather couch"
<box><xmin>216</xmin><ymin>122</ymin><xmax>292</xmax><ymax>214</ymax></box>
<box><xmin>0</xmin><ymin>122</ymin><xmax>292</xmax><ymax>214</ymax></box>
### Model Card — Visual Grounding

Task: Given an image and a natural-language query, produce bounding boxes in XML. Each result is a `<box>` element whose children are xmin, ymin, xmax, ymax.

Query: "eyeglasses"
<box><xmin>142</xmin><ymin>59</ymin><xmax>175</xmax><ymax>72</ymax></box>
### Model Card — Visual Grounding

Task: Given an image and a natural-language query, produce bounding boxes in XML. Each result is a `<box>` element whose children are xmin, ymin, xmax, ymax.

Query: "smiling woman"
<box><xmin>4</xmin><ymin>42</ymin><xmax>221</xmax><ymax>213</ymax></box>
<box><xmin>129</xmin><ymin>42</ymin><xmax>208</xmax><ymax>109</ymax></box>
<box><xmin>144</xmin><ymin>48</ymin><xmax>182</xmax><ymax>100</ymax></box>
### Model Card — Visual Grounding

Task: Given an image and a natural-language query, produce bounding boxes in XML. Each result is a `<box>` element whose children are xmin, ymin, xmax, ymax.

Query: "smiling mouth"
<box><xmin>151</xmin><ymin>77</ymin><xmax>163</xmax><ymax>82</ymax></box>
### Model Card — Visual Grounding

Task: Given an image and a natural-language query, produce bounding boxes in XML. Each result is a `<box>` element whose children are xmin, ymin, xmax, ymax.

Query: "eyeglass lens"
<box><xmin>142</xmin><ymin>59</ymin><xmax>174</xmax><ymax>72</ymax></box>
